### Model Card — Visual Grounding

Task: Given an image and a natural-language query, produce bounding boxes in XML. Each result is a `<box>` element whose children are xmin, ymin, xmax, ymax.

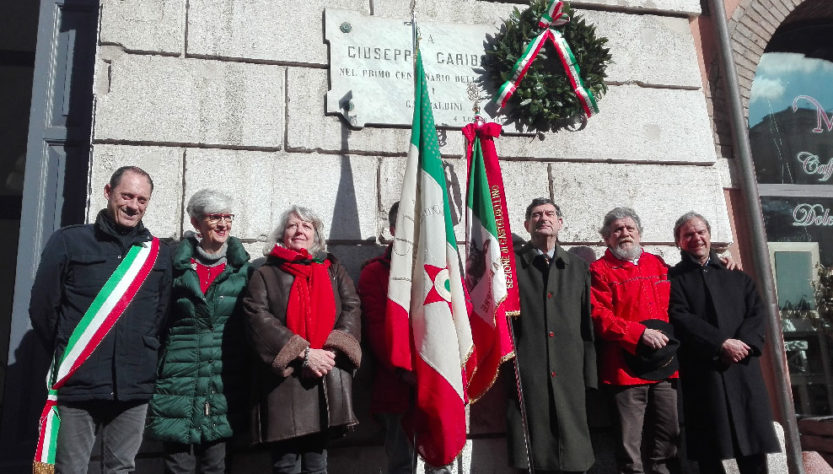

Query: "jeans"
<box><xmin>611</xmin><ymin>380</ymin><xmax>679</xmax><ymax>474</ymax></box>
<box><xmin>163</xmin><ymin>440</ymin><xmax>226</xmax><ymax>474</ymax></box>
<box><xmin>55</xmin><ymin>400</ymin><xmax>148</xmax><ymax>474</ymax></box>
<box><xmin>271</xmin><ymin>433</ymin><xmax>328</xmax><ymax>474</ymax></box>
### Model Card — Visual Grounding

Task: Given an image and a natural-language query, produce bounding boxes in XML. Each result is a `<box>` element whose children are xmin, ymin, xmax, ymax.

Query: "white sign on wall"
<box><xmin>324</xmin><ymin>9</ymin><xmax>498</xmax><ymax>128</ymax></box>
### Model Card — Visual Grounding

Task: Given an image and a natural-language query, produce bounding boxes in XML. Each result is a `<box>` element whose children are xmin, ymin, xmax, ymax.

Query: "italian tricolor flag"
<box><xmin>385</xmin><ymin>49</ymin><xmax>474</xmax><ymax>468</ymax></box>
<box><xmin>463</xmin><ymin>121</ymin><xmax>519</xmax><ymax>402</ymax></box>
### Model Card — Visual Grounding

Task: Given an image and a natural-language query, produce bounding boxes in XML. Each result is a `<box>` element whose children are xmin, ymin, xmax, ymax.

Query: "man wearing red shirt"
<box><xmin>590</xmin><ymin>207</ymin><xmax>679</xmax><ymax>474</ymax></box>
<box><xmin>357</xmin><ymin>202</ymin><xmax>414</xmax><ymax>473</ymax></box>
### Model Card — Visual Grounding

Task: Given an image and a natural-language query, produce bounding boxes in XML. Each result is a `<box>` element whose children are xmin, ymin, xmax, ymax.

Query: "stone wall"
<box><xmin>88</xmin><ymin>0</ymin><xmax>728</xmax><ymax>471</ymax></box>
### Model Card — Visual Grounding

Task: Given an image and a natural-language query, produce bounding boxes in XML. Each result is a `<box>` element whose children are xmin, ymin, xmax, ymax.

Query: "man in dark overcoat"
<box><xmin>669</xmin><ymin>212</ymin><xmax>780</xmax><ymax>474</ymax></box>
<box><xmin>507</xmin><ymin>197</ymin><xmax>597</xmax><ymax>473</ymax></box>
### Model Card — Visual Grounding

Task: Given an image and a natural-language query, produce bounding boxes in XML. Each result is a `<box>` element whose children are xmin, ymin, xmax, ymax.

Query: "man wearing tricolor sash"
<box><xmin>30</xmin><ymin>166</ymin><xmax>172</xmax><ymax>474</ymax></box>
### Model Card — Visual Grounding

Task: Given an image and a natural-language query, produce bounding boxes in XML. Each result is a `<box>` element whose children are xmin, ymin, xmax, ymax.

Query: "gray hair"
<box><xmin>673</xmin><ymin>211</ymin><xmax>711</xmax><ymax>243</ymax></box>
<box><xmin>525</xmin><ymin>197</ymin><xmax>562</xmax><ymax>220</ymax></box>
<box><xmin>186</xmin><ymin>189</ymin><xmax>234</xmax><ymax>219</ymax></box>
<box><xmin>263</xmin><ymin>205</ymin><xmax>327</xmax><ymax>255</ymax></box>
<box><xmin>599</xmin><ymin>207</ymin><xmax>643</xmax><ymax>239</ymax></box>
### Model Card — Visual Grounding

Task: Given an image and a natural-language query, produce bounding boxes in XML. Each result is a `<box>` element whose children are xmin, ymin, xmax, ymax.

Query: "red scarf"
<box><xmin>270</xmin><ymin>245</ymin><xmax>335</xmax><ymax>349</ymax></box>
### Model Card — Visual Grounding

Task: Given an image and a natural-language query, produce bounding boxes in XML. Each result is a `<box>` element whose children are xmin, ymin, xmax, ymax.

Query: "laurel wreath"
<box><xmin>483</xmin><ymin>0</ymin><xmax>612</xmax><ymax>131</ymax></box>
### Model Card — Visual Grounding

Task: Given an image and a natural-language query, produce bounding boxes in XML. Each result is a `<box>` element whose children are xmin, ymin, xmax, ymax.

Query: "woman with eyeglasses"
<box><xmin>243</xmin><ymin>205</ymin><xmax>361</xmax><ymax>474</ymax></box>
<box><xmin>146</xmin><ymin>189</ymin><xmax>252</xmax><ymax>473</ymax></box>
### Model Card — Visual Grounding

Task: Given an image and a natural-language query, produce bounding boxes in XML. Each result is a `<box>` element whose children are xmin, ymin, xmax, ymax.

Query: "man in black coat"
<box><xmin>668</xmin><ymin>212</ymin><xmax>780</xmax><ymax>474</ymax></box>
<box><xmin>507</xmin><ymin>198</ymin><xmax>597</xmax><ymax>473</ymax></box>
<box><xmin>30</xmin><ymin>166</ymin><xmax>171</xmax><ymax>473</ymax></box>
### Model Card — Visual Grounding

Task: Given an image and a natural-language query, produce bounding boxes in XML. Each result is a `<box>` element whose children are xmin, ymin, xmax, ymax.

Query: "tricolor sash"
<box><xmin>33</xmin><ymin>237</ymin><xmax>160</xmax><ymax>474</ymax></box>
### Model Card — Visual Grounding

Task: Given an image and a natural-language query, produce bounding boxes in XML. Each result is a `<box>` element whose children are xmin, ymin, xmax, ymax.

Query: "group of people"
<box><xmin>503</xmin><ymin>199</ymin><xmax>780</xmax><ymax>474</ymax></box>
<box><xmin>29</xmin><ymin>165</ymin><xmax>779</xmax><ymax>474</ymax></box>
<box><xmin>31</xmin><ymin>166</ymin><xmax>360</xmax><ymax>474</ymax></box>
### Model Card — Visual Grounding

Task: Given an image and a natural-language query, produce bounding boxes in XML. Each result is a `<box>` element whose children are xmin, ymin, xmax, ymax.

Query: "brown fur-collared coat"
<box><xmin>243</xmin><ymin>253</ymin><xmax>361</xmax><ymax>444</ymax></box>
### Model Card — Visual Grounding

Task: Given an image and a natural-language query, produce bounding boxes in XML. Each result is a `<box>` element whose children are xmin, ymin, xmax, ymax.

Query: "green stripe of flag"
<box><xmin>413</xmin><ymin>50</ymin><xmax>457</xmax><ymax>248</ymax></box>
<box><xmin>466</xmin><ymin>139</ymin><xmax>498</xmax><ymax>237</ymax></box>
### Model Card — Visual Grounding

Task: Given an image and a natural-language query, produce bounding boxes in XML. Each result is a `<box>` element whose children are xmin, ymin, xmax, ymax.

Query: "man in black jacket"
<box><xmin>669</xmin><ymin>212</ymin><xmax>779</xmax><ymax>474</ymax></box>
<box><xmin>30</xmin><ymin>165</ymin><xmax>172</xmax><ymax>473</ymax></box>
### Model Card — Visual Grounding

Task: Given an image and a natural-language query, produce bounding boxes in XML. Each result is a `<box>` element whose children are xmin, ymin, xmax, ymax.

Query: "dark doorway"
<box><xmin>0</xmin><ymin>0</ymin><xmax>99</xmax><ymax>471</ymax></box>
<box><xmin>0</xmin><ymin>0</ymin><xmax>41</xmax><ymax>415</ymax></box>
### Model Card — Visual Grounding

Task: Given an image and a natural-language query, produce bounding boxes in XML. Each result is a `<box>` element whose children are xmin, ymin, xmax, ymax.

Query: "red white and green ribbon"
<box><xmin>494</xmin><ymin>0</ymin><xmax>600</xmax><ymax>118</ymax></box>
<box><xmin>33</xmin><ymin>238</ymin><xmax>160</xmax><ymax>472</ymax></box>
<box><xmin>537</xmin><ymin>0</ymin><xmax>569</xmax><ymax>28</ymax></box>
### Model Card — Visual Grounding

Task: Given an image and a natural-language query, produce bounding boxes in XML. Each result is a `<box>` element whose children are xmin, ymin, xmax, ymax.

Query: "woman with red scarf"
<box><xmin>243</xmin><ymin>205</ymin><xmax>362</xmax><ymax>474</ymax></box>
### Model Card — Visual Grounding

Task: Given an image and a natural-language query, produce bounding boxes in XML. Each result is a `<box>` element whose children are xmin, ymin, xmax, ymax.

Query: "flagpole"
<box><xmin>507</xmin><ymin>317</ymin><xmax>535</xmax><ymax>474</ymax></box>
<box><xmin>408</xmin><ymin>7</ymin><xmax>419</xmax><ymax>474</ymax></box>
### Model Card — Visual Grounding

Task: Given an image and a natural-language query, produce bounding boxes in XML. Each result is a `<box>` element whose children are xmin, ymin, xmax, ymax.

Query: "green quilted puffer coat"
<box><xmin>147</xmin><ymin>236</ymin><xmax>251</xmax><ymax>444</ymax></box>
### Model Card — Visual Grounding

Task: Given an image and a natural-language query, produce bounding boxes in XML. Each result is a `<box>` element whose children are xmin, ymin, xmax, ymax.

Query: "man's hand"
<box><xmin>639</xmin><ymin>328</ymin><xmax>669</xmax><ymax>350</ymax></box>
<box><xmin>720</xmin><ymin>338</ymin><xmax>750</xmax><ymax>364</ymax></box>
<box><xmin>301</xmin><ymin>348</ymin><xmax>336</xmax><ymax>378</ymax></box>
<box><xmin>720</xmin><ymin>253</ymin><xmax>741</xmax><ymax>271</ymax></box>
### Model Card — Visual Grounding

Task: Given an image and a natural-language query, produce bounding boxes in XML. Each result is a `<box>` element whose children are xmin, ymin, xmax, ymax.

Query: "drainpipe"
<box><xmin>707</xmin><ymin>1</ymin><xmax>804</xmax><ymax>472</ymax></box>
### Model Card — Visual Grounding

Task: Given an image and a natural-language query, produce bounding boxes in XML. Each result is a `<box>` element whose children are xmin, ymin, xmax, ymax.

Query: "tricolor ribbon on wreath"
<box><xmin>33</xmin><ymin>238</ymin><xmax>160</xmax><ymax>474</ymax></box>
<box><xmin>493</xmin><ymin>0</ymin><xmax>600</xmax><ymax>118</ymax></box>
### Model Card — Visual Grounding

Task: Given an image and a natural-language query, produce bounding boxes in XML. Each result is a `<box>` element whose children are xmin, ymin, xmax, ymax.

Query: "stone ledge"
<box><xmin>549</xmin><ymin>162</ymin><xmax>732</xmax><ymax>244</ymax></box>
<box><xmin>183</xmin><ymin>149</ymin><xmax>278</xmax><ymax>242</ymax></box>
<box><xmin>377</xmin><ymin>0</ymin><xmax>701</xmax><ymax>19</ymax></box>
<box><xmin>99</xmin><ymin>0</ymin><xmax>184</xmax><ymax>55</ymax></box>
<box><xmin>186</xmin><ymin>0</ymin><xmax>369</xmax><ymax>65</ymax></box>
<box><xmin>184</xmin><ymin>0</ymin><xmax>699</xmax><ymax>88</ymax></box>
<box><xmin>288</xmin><ymin>68</ymin><xmax>717</xmax><ymax>165</ymax></box>
<box><xmin>94</xmin><ymin>54</ymin><xmax>284</xmax><ymax>148</ymax></box>
<box><xmin>183</xmin><ymin>149</ymin><xmax>379</xmax><ymax>242</ymax></box>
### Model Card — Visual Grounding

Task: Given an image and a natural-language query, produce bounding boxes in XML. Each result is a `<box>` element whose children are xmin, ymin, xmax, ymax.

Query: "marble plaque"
<box><xmin>325</xmin><ymin>8</ymin><xmax>496</xmax><ymax>128</ymax></box>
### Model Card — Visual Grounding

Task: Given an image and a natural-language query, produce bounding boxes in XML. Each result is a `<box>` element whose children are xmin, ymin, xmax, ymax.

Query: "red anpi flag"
<box><xmin>463</xmin><ymin>121</ymin><xmax>519</xmax><ymax>402</ymax></box>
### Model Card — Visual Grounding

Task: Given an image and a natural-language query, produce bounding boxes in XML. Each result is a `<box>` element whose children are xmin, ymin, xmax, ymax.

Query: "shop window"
<box><xmin>750</xmin><ymin>22</ymin><xmax>833</xmax><ymax>416</ymax></box>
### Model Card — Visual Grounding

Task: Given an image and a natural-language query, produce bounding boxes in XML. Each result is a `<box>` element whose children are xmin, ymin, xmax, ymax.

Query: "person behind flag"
<box><xmin>243</xmin><ymin>205</ymin><xmax>361</xmax><ymax>474</ymax></box>
<box><xmin>358</xmin><ymin>201</ymin><xmax>415</xmax><ymax>474</ymax></box>
<box><xmin>508</xmin><ymin>197</ymin><xmax>597</xmax><ymax>473</ymax></box>
<box><xmin>359</xmin><ymin>202</ymin><xmax>452</xmax><ymax>474</ymax></box>
<box><xmin>29</xmin><ymin>165</ymin><xmax>172</xmax><ymax>473</ymax></box>
<box><xmin>589</xmin><ymin>207</ymin><xmax>679</xmax><ymax>474</ymax></box>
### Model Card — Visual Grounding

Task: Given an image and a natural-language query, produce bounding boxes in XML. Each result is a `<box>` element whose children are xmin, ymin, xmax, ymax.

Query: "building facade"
<box><xmin>1</xmin><ymin>0</ymin><xmax>831</xmax><ymax>471</ymax></box>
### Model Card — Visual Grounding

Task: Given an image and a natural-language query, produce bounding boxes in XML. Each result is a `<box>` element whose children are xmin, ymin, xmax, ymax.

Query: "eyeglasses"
<box><xmin>205</xmin><ymin>214</ymin><xmax>234</xmax><ymax>224</ymax></box>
